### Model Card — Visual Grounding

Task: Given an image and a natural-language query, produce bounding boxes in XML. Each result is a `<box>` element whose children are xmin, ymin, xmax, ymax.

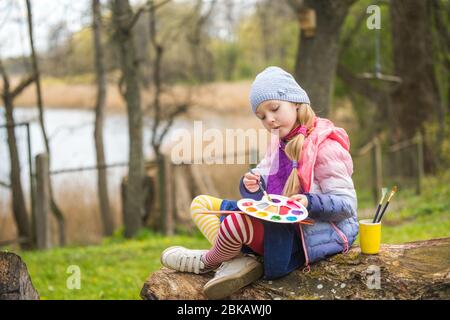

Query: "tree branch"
<box><xmin>0</xmin><ymin>58</ymin><xmax>10</xmax><ymax>98</ymax></box>
<box><xmin>128</xmin><ymin>0</ymin><xmax>172</xmax><ymax>31</ymax></box>
<box><xmin>0</xmin><ymin>180</ymin><xmax>11</xmax><ymax>189</ymax></box>
<box><xmin>0</xmin><ymin>58</ymin><xmax>35</xmax><ymax>100</ymax></box>
<box><xmin>155</xmin><ymin>103</ymin><xmax>189</xmax><ymax>146</ymax></box>
<box><xmin>10</xmin><ymin>75</ymin><xmax>36</xmax><ymax>99</ymax></box>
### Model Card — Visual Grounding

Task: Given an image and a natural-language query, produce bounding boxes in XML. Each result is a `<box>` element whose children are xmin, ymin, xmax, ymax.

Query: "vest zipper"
<box><xmin>331</xmin><ymin>222</ymin><xmax>349</xmax><ymax>254</ymax></box>
<box><xmin>298</xmin><ymin>224</ymin><xmax>310</xmax><ymax>272</ymax></box>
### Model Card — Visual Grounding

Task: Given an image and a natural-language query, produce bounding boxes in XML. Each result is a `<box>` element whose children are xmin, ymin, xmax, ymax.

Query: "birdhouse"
<box><xmin>299</xmin><ymin>9</ymin><xmax>316</xmax><ymax>38</ymax></box>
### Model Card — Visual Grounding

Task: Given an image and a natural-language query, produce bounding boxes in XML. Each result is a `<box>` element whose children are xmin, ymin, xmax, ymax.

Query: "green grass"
<box><xmin>355</xmin><ymin>170</ymin><xmax>450</xmax><ymax>244</ymax></box>
<box><xmin>379</xmin><ymin>172</ymin><xmax>450</xmax><ymax>244</ymax></box>
<box><xmin>7</xmin><ymin>229</ymin><xmax>209</xmax><ymax>300</ymax></box>
<box><xmin>3</xmin><ymin>171</ymin><xmax>449</xmax><ymax>300</ymax></box>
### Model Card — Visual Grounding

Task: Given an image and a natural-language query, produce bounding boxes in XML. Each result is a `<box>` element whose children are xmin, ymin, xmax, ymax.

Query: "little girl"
<box><xmin>161</xmin><ymin>66</ymin><xmax>358</xmax><ymax>299</ymax></box>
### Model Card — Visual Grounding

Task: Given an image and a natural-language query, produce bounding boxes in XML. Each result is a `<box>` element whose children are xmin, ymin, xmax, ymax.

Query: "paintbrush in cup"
<box><xmin>372</xmin><ymin>187</ymin><xmax>388</xmax><ymax>223</ymax></box>
<box><xmin>376</xmin><ymin>186</ymin><xmax>398</xmax><ymax>223</ymax></box>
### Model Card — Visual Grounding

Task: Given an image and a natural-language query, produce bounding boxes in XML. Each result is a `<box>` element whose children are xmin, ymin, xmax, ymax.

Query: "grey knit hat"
<box><xmin>249</xmin><ymin>66</ymin><xmax>310</xmax><ymax>113</ymax></box>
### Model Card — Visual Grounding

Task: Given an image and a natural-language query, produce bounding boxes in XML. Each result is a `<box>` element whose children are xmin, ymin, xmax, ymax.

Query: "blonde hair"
<box><xmin>282</xmin><ymin>103</ymin><xmax>316</xmax><ymax>197</ymax></box>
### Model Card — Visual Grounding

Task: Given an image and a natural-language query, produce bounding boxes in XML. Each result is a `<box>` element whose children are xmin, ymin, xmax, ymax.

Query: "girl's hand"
<box><xmin>289</xmin><ymin>194</ymin><xmax>308</xmax><ymax>208</ymax></box>
<box><xmin>243</xmin><ymin>171</ymin><xmax>261</xmax><ymax>193</ymax></box>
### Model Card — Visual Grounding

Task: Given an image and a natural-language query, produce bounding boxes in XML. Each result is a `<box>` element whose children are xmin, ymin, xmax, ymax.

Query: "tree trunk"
<box><xmin>292</xmin><ymin>0</ymin><xmax>356</xmax><ymax>117</ymax></box>
<box><xmin>430</xmin><ymin>0</ymin><xmax>449</xmax><ymax>166</ymax></box>
<box><xmin>92</xmin><ymin>0</ymin><xmax>114</xmax><ymax>236</ymax></box>
<box><xmin>0</xmin><ymin>252</ymin><xmax>39</xmax><ymax>300</ymax></box>
<box><xmin>25</xmin><ymin>0</ymin><xmax>50</xmax><ymax>157</ymax></box>
<box><xmin>390</xmin><ymin>0</ymin><xmax>442</xmax><ymax>172</ymax></box>
<box><xmin>156</xmin><ymin>154</ymin><xmax>174</xmax><ymax>236</ymax></box>
<box><xmin>25</xmin><ymin>0</ymin><xmax>66</xmax><ymax>246</ymax></box>
<box><xmin>4</xmin><ymin>97</ymin><xmax>31</xmax><ymax>249</ymax></box>
<box><xmin>113</xmin><ymin>0</ymin><xmax>144</xmax><ymax>238</ymax></box>
<box><xmin>0</xmin><ymin>61</ymin><xmax>32</xmax><ymax>249</ymax></box>
<box><xmin>141</xmin><ymin>237</ymin><xmax>450</xmax><ymax>300</ymax></box>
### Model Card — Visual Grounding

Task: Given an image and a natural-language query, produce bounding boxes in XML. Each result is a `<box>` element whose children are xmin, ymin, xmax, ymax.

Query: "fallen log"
<box><xmin>141</xmin><ymin>237</ymin><xmax>450</xmax><ymax>300</ymax></box>
<box><xmin>0</xmin><ymin>252</ymin><xmax>39</xmax><ymax>300</ymax></box>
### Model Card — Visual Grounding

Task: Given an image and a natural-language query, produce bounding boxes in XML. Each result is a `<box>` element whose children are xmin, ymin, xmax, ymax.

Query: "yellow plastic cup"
<box><xmin>359</xmin><ymin>219</ymin><xmax>381</xmax><ymax>254</ymax></box>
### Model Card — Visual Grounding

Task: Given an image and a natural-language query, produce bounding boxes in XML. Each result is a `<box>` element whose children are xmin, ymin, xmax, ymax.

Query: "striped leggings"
<box><xmin>191</xmin><ymin>195</ymin><xmax>264</xmax><ymax>268</ymax></box>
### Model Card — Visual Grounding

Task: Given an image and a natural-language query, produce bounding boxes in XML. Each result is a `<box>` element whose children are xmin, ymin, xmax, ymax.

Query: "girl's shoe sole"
<box><xmin>202</xmin><ymin>262</ymin><xmax>263</xmax><ymax>299</ymax></box>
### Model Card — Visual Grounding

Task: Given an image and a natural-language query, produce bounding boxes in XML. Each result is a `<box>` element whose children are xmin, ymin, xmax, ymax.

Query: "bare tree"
<box><xmin>0</xmin><ymin>59</ymin><xmax>35</xmax><ymax>249</ymax></box>
<box><xmin>187</xmin><ymin>0</ymin><xmax>217</xmax><ymax>82</ymax></box>
<box><xmin>92</xmin><ymin>0</ymin><xmax>114</xmax><ymax>236</ymax></box>
<box><xmin>146</xmin><ymin>0</ymin><xmax>191</xmax><ymax>234</ymax></box>
<box><xmin>112</xmin><ymin>0</ymin><xmax>145</xmax><ymax>238</ymax></box>
<box><xmin>287</xmin><ymin>0</ymin><xmax>357</xmax><ymax>117</ymax></box>
<box><xmin>25</xmin><ymin>0</ymin><xmax>66</xmax><ymax>246</ymax></box>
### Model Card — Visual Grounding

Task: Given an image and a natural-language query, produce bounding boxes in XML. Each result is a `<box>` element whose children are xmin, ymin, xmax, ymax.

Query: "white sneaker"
<box><xmin>160</xmin><ymin>246</ymin><xmax>212</xmax><ymax>274</ymax></box>
<box><xmin>203</xmin><ymin>255</ymin><xmax>263</xmax><ymax>299</ymax></box>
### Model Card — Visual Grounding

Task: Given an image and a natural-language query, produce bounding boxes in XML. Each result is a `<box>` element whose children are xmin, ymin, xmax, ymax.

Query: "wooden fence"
<box><xmin>353</xmin><ymin>132</ymin><xmax>425</xmax><ymax>204</ymax></box>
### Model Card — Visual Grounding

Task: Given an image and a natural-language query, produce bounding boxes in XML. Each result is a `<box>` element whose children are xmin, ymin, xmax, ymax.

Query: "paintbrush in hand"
<box><xmin>258</xmin><ymin>180</ymin><xmax>272</xmax><ymax>202</ymax></box>
<box><xmin>372</xmin><ymin>187</ymin><xmax>388</xmax><ymax>223</ymax></box>
<box><xmin>250</xmin><ymin>169</ymin><xmax>272</xmax><ymax>202</ymax></box>
<box><xmin>376</xmin><ymin>186</ymin><xmax>398</xmax><ymax>223</ymax></box>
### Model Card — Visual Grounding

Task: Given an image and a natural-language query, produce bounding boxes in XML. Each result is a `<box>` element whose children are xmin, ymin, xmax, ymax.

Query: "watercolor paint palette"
<box><xmin>237</xmin><ymin>194</ymin><xmax>308</xmax><ymax>224</ymax></box>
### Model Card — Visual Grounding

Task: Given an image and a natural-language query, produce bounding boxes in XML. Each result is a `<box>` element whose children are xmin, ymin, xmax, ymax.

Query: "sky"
<box><xmin>0</xmin><ymin>0</ymin><xmax>257</xmax><ymax>59</ymax></box>
<box><xmin>0</xmin><ymin>0</ymin><xmax>92</xmax><ymax>58</ymax></box>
